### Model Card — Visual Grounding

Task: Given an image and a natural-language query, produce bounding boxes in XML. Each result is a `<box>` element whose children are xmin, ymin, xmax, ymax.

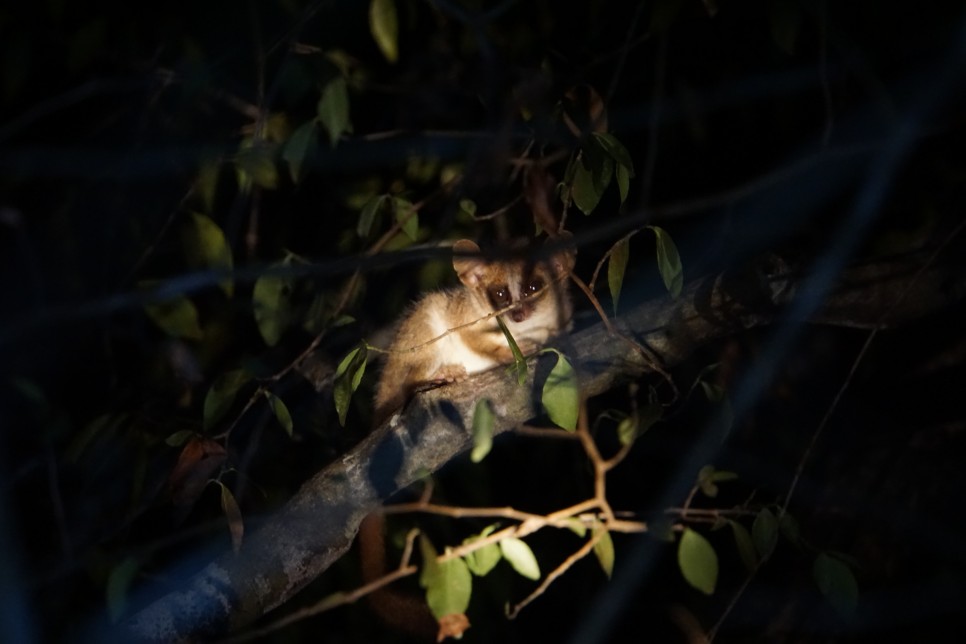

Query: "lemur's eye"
<box><xmin>522</xmin><ymin>279</ymin><xmax>544</xmax><ymax>297</ymax></box>
<box><xmin>488</xmin><ymin>286</ymin><xmax>511</xmax><ymax>308</ymax></box>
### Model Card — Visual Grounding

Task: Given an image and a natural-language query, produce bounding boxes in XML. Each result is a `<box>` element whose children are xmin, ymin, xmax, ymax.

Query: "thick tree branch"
<box><xmin>119</xmin><ymin>252</ymin><xmax>964</xmax><ymax>642</ymax></box>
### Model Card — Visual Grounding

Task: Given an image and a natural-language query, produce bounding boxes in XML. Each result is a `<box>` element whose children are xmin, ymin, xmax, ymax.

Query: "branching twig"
<box><xmin>507</xmin><ymin>529</ymin><xmax>605</xmax><ymax>619</ymax></box>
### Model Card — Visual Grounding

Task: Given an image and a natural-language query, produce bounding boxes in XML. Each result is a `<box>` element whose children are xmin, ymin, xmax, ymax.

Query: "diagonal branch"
<box><xmin>117</xmin><ymin>252</ymin><xmax>965</xmax><ymax>642</ymax></box>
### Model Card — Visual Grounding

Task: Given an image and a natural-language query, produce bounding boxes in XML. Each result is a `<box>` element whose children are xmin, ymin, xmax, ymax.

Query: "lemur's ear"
<box><xmin>452</xmin><ymin>239</ymin><xmax>485</xmax><ymax>287</ymax></box>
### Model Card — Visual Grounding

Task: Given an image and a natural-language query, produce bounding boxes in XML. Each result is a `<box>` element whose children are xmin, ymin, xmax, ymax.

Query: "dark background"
<box><xmin>1</xmin><ymin>1</ymin><xmax>965</xmax><ymax>642</ymax></box>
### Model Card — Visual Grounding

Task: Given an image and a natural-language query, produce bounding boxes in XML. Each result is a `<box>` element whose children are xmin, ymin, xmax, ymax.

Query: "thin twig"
<box><xmin>507</xmin><ymin>529</ymin><xmax>605</xmax><ymax>619</ymax></box>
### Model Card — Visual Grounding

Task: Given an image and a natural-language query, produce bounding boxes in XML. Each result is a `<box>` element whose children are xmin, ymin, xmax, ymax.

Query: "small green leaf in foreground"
<box><xmin>203</xmin><ymin>369</ymin><xmax>250</xmax><ymax>431</ymax></box>
<box><xmin>607</xmin><ymin>236</ymin><xmax>630</xmax><ymax>316</ymax></box>
<box><xmin>541</xmin><ymin>349</ymin><xmax>579</xmax><ymax>431</ymax></box>
<box><xmin>334</xmin><ymin>345</ymin><xmax>368</xmax><ymax>426</ymax></box>
<box><xmin>318</xmin><ymin>76</ymin><xmax>350</xmax><ymax>147</ymax></box>
<box><xmin>369</xmin><ymin>0</ymin><xmax>399</xmax><ymax>63</ymax></box>
<box><xmin>500</xmin><ymin>537</ymin><xmax>540</xmax><ymax>580</ymax></box>
<box><xmin>183</xmin><ymin>212</ymin><xmax>234</xmax><ymax>297</ymax></box>
<box><xmin>463</xmin><ymin>525</ymin><xmax>501</xmax><ymax>577</ymax></box>
<box><xmin>647</xmin><ymin>225</ymin><xmax>684</xmax><ymax>297</ymax></box>
<box><xmin>419</xmin><ymin>536</ymin><xmax>472</xmax><ymax>619</ymax></box>
<box><xmin>393</xmin><ymin>197</ymin><xmax>419</xmax><ymax>240</ymax></box>
<box><xmin>265</xmin><ymin>391</ymin><xmax>294</xmax><ymax>437</ymax></box>
<box><xmin>216</xmin><ymin>480</ymin><xmax>244</xmax><ymax>553</ymax></box>
<box><xmin>496</xmin><ymin>317</ymin><xmax>527</xmax><ymax>385</ymax></box>
<box><xmin>252</xmin><ymin>268</ymin><xmax>294</xmax><ymax>347</ymax></box>
<box><xmin>593</xmin><ymin>528</ymin><xmax>615</xmax><ymax>578</ymax></box>
<box><xmin>470</xmin><ymin>399</ymin><xmax>495</xmax><ymax>463</ymax></box>
<box><xmin>282</xmin><ymin>120</ymin><xmax>318</xmax><ymax>184</ymax></box>
<box><xmin>143</xmin><ymin>295</ymin><xmax>203</xmax><ymax>340</ymax></box>
<box><xmin>729</xmin><ymin>520</ymin><xmax>759</xmax><ymax>572</ymax></box>
<box><xmin>753</xmin><ymin>508</ymin><xmax>779</xmax><ymax>561</ymax></box>
<box><xmin>358</xmin><ymin>194</ymin><xmax>386</xmax><ymax>238</ymax></box>
<box><xmin>813</xmin><ymin>552</ymin><xmax>859</xmax><ymax>618</ymax></box>
<box><xmin>678</xmin><ymin>528</ymin><xmax>718</xmax><ymax>595</ymax></box>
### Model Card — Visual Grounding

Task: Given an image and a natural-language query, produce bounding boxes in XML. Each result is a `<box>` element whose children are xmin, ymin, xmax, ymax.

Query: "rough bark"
<box><xmin>118</xmin><ymin>252</ymin><xmax>964</xmax><ymax>642</ymax></box>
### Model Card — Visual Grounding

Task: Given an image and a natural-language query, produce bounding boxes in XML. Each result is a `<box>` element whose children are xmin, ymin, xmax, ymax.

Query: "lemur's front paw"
<box><xmin>430</xmin><ymin>364</ymin><xmax>468</xmax><ymax>383</ymax></box>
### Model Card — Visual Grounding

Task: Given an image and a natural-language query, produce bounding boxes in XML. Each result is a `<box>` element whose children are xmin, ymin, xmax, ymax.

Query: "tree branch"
<box><xmin>118</xmin><ymin>252</ymin><xmax>964</xmax><ymax>642</ymax></box>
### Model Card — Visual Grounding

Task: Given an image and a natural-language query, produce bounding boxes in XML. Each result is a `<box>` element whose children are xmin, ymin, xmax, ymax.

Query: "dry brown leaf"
<box><xmin>436</xmin><ymin>613</ymin><xmax>471</xmax><ymax>642</ymax></box>
<box><xmin>167</xmin><ymin>438</ymin><xmax>226</xmax><ymax>507</ymax></box>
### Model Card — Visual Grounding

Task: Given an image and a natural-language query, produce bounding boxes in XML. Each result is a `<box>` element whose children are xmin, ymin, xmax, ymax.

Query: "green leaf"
<box><xmin>677</xmin><ymin>528</ymin><xmax>718</xmax><ymax>595</ymax></box>
<box><xmin>217</xmin><ymin>480</ymin><xmax>244</xmax><ymax>553</ymax></box>
<box><xmin>427</xmin><ymin>557</ymin><xmax>471</xmax><ymax>619</ymax></box>
<box><xmin>696</xmin><ymin>466</ymin><xmax>737</xmax><ymax>498</ymax></box>
<box><xmin>369</xmin><ymin>0</ymin><xmax>399</xmax><ymax>64</ymax></box>
<box><xmin>752</xmin><ymin>508</ymin><xmax>779</xmax><ymax>561</ymax></box>
<box><xmin>419</xmin><ymin>534</ymin><xmax>439</xmax><ymax>588</ymax></box>
<box><xmin>571</xmin><ymin>154</ymin><xmax>602</xmax><ymax>215</ymax></box>
<box><xmin>728</xmin><ymin>520</ymin><xmax>758</xmax><ymax>572</ymax></box>
<box><xmin>196</xmin><ymin>159</ymin><xmax>220</xmax><ymax>214</ymax></box>
<box><xmin>595</xmin><ymin>155</ymin><xmax>614</xmax><ymax>195</ymax></box>
<box><xmin>697</xmin><ymin>465</ymin><xmax>719</xmax><ymax>498</ymax></box>
<box><xmin>358</xmin><ymin>194</ymin><xmax>386</xmax><ymax>238</ymax></box>
<box><xmin>500</xmin><ymin>537</ymin><xmax>540</xmax><ymax>580</ymax></box>
<box><xmin>779</xmin><ymin>512</ymin><xmax>803</xmax><ymax>548</ymax></box>
<box><xmin>164</xmin><ymin>430</ymin><xmax>195</xmax><ymax>447</ymax></box>
<box><xmin>318</xmin><ymin>76</ymin><xmax>350</xmax><ymax>147</ymax></box>
<box><xmin>464</xmin><ymin>544</ymin><xmax>501</xmax><ymax>577</ymax></box>
<box><xmin>252</xmin><ymin>268</ymin><xmax>294</xmax><ymax>347</ymax></box>
<box><xmin>591</xmin><ymin>132</ymin><xmax>635</xmax><ymax>174</ymax></box>
<box><xmin>419</xmin><ymin>536</ymin><xmax>472</xmax><ymax>619</ymax></box>
<box><xmin>813</xmin><ymin>552</ymin><xmax>859</xmax><ymax>618</ymax></box>
<box><xmin>613</xmin><ymin>395</ymin><xmax>660</xmax><ymax>448</ymax></box>
<box><xmin>235</xmin><ymin>145</ymin><xmax>279</xmax><ymax>190</ymax></box>
<box><xmin>459</xmin><ymin>198</ymin><xmax>477</xmax><ymax>218</ymax></box>
<box><xmin>616</xmin><ymin>415</ymin><xmax>638</xmax><ymax>446</ymax></box>
<box><xmin>608</xmin><ymin>237</ymin><xmax>629</xmax><ymax>316</ymax></box>
<box><xmin>265</xmin><ymin>391</ymin><xmax>294</xmax><ymax>437</ymax></box>
<box><xmin>203</xmin><ymin>369</ymin><xmax>250</xmax><ymax>432</ymax></box>
<box><xmin>393</xmin><ymin>197</ymin><xmax>419</xmax><ymax>240</ymax></box>
<box><xmin>334</xmin><ymin>345</ymin><xmax>368</xmax><ymax>426</ymax></box>
<box><xmin>541</xmin><ymin>350</ymin><xmax>579</xmax><ymax>431</ymax></box>
<box><xmin>564</xmin><ymin>518</ymin><xmax>588</xmax><ymax>538</ymax></box>
<box><xmin>282</xmin><ymin>120</ymin><xmax>318</xmax><ymax>183</ymax></box>
<box><xmin>615</xmin><ymin>162</ymin><xmax>630</xmax><ymax>204</ymax></box>
<box><xmin>143</xmin><ymin>295</ymin><xmax>203</xmax><ymax>340</ymax></box>
<box><xmin>463</xmin><ymin>526</ymin><xmax>501</xmax><ymax>576</ymax></box>
<box><xmin>593</xmin><ymin>528</ymin><xmax>615</xmax><ymax>579</ymax></box>
<box><xmin>496</xmin><ymin>317</ymin><xmax>527</xmax><ymax>385</ymax></box>
<box><xmin>648</xmin><ymin>225</ymin><xmax>684</xmax><ymax>297</ymax></box>
<box><xmin>182</xmin><ymin>213</ymin><xmax>233</xmax><ymax>297</ymax></box>
<box><xmin>470</xmin><ymin>399</ymin><xmax>495</xmax><ymax>463</ymax></box>
<box><xmin>105</xmin><ymin>556</ymin><xmax>140</xmax><ymax>622</ymax></box>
